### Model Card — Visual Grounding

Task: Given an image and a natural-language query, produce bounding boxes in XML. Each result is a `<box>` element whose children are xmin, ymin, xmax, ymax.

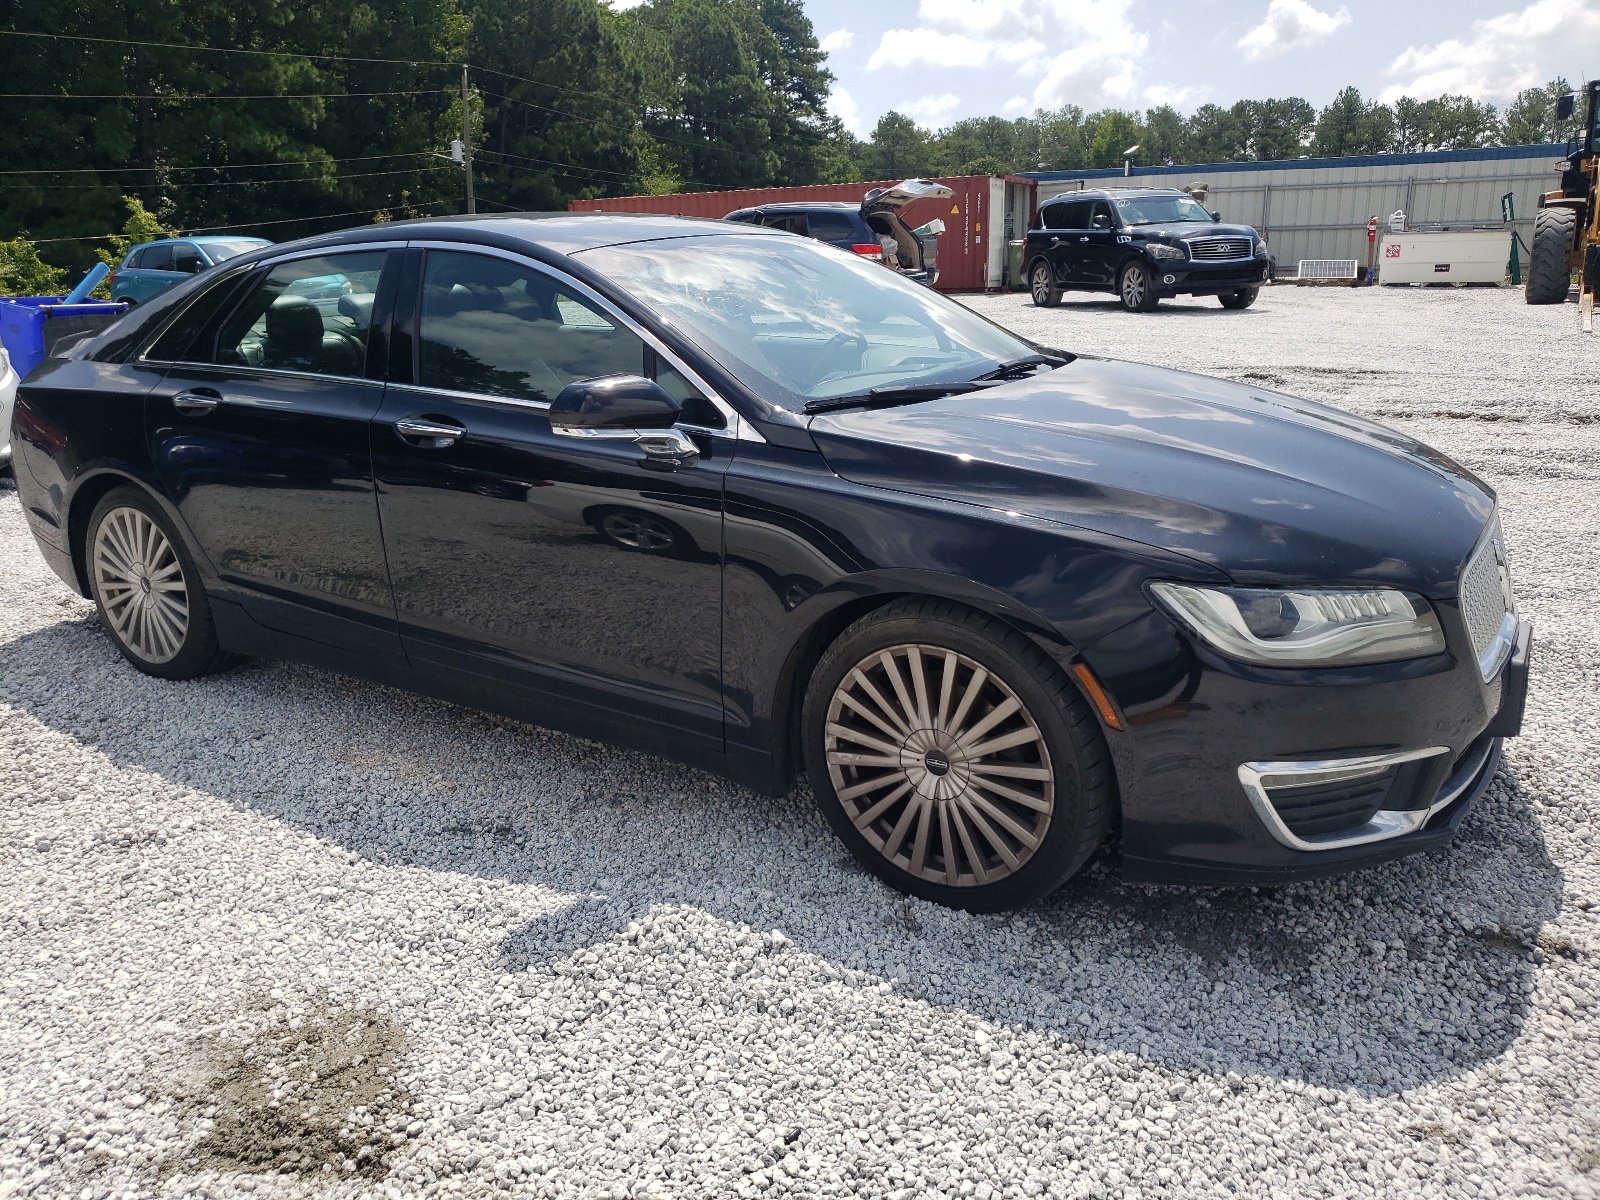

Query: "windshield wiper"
<box><xmin>969</xmin><ymin>352</ymin><xmax>1071</xmax><ymax>381</ymax></box>
<box><xmin>802</xmin><ymin>381</ymin><xmax>990</xmax><ymax>415</ymax></box>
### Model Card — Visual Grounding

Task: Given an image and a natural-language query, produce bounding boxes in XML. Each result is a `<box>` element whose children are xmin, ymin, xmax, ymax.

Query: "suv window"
<box><xmin>805</xmin><ymin>212</ymin><xmax>857</xmax><ymax>243</ymax></box>
<box><xmin>1044</xmin><ymin>202</ymin><xmax>1090</xmax><ymax>230</ymax></box>
<box><xmin>762</xmin><ymin>214</ymin><xmax>807</xmax><ymax>235</ymax></box>
<box><xmin>419</xmin><ymin>250</ymin><xmax>648</xmax><ymax>403</ymax></box>
<box><xmin>1088</xmin><ymin>201</ymin><xmax>1116</xmax><ymax>230</ymax></box>
<box><xmin>205</xmin><ymin>251</ymin><xmax>386</xmax><ymax>376</ymax></box>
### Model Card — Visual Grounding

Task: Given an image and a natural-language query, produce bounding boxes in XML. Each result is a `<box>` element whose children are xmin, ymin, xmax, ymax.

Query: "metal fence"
<box><xmin>1021</xmin><ymin>144</ymin><xmax>1567</xmax><ymax>276</ymax></box>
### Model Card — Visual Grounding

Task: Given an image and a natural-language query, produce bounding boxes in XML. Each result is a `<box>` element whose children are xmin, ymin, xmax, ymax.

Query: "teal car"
<box><xmin>109</xmin><ymin>236</ymin><xmax>273</xmax><ymax>306</ymax></box>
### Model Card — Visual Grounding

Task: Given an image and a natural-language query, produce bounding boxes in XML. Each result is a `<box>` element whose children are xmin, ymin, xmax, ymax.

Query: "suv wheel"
<box><xmin>1030</xmin><ymin>261</ymin><xmax>1062</xmax><ymax>308</ymax></box>
<box><xmin>86</xmin><ymin>485</ymin><xmax>233</xmax><ymax>680</ymax></box>
<box><xmin>1219</xmin><ymin>288</ymin><xmax>1258</xmax><ymax>310</ymax></box>
<box><xmin>1118</xmin><ymin>262</ymin><xmax>1159</xmax><ymax>312</ymax></box>
<box><xmin>802</xmin><ymin>598</ymin><xmax>1114</xmax><ymax>912</ymax></box>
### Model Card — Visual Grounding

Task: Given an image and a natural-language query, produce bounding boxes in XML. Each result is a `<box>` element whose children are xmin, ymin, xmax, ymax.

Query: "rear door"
<box><xmin>118</xmin><ymin>245</ymin><xmax>175</xmax><ymax>304</ymax></box>
<box><xmin>1039</xmin><ymin>200</ymin><xmax>1091</xmax><ymax>284</ymax></box>
<box><xmin>1077</xmin><ymin>201</ymin><xmax>1120</xmax><ymax>287</ymax></box>
<box><xmin>802</xmin><ymin>210</ymin><xmax>860</xmax><ymax>252</ymax></box>
<box><xmin>147</xmin><ymin>247</ymin><xmax>402</xmax><ymax>657</ymax></box>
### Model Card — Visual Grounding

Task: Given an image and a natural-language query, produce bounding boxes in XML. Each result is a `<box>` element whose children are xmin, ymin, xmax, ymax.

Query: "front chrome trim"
<box><xmin>403</xmin><ymin>239</ymin><xmax>763</xmax><ymax>444</ymax></box>
<box><xmin>1238</xmin><ymin>745</ymin><xmax>1451</xmax><ymax>852</ymax></box>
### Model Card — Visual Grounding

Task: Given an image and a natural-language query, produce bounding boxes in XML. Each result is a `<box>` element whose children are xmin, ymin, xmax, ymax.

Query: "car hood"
<box><xmin>808</xmin><ymin>357</ymin><xmax>1495</xmax><ymax>594</ymax></box>
<box><xmin>1131</xmin><ymin>222</ymin><xmax>1257</xmax><ymax>242</ymax></box>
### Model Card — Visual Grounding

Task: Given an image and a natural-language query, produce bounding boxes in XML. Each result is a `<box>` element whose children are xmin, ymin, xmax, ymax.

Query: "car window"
<box><xmin>1088</xmin><ymin>201</ymin><xmax>1115</xmax><ymax>229</ymax></box>
<box><xmin>418</xmin><ymin>250</ymin><xmax>647</xmax><ymax>404</ymax></box>
<box><xmin>805</xmin><ymin>212</ymin><xmax>857</xmax><ymax>243</ymax></box>
<box><xmin>205</xmin><ymin>251</ymin><xmax>386</xmax><ymax>376</ymax></box>
<box><xmin>762</xmin><ymin>215</ymin><xmax>807</xmax><ymax>236</ymax></box>
<box><xmin>172</xmin><ymin>244</ymin><xmax>203</xmax><ymax>275</ymax></box>
<box><xmin>1114</xmin><ymin>194</ymin><xmax>1215</xmax><ymax>224</ymax></box>
<box><xmin>138</xmin><ymin>245</ymin><xmax>173</xmax><ymax>272</ymax></box>
<box><xmin>146</xmin><ymin>271</ymin><xmax>256</xmax><ymax>362</ymax></box>
<box><xmin>576</xmin><ymin>233</ymin><xmax>1035</xmax><ymax>412</ymax></box>
<box><xmin>204</xmin><ymin>239</ymin><xmax>269</xmax><ymax>263</ymax></box>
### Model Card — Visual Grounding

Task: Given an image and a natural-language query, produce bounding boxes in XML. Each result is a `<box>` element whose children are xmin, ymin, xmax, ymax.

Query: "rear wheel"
<box><xmin>1118</xmin><ymin>262</ymin><xmax>1159</xmax><ymax>312</ymax></box>
<box><xmin>1219</xmin><ymin>288</ymin><xmax>1258</xmax><ymax>310</ymax></box>
<box><xmin>802</xmin><ymin>598</ymin><xmax>1114</xmax><ymax>912</ymax></box>
<box><xmin>86</xmin><ymin>486</ymin><xmax>232</xmax><ymax>680</ymax></box>
<box><xmin>1030</xmin><ymin>261</ymin><xmax>1062</xmax><ymax>308</ymax></box>
<box><xmin>1525</xmin><ymin>206</ymin><xmax>1577</xmax><ymax>304</ymax></box>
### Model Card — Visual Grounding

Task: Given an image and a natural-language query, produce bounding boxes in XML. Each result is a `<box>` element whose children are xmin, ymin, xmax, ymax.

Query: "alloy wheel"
<box><xmin>1031</xmin><ymin>265</ymin><xmax>1052</xmax><ymax>305</ymax></box>
<box><xmin>823</xmin><ymin>644</ymin><xmax>1055</xmax><ymax>887</ymax></box>
<box><xmin>92</xmin><ymin>506</ymin><xmax>190</xmax><ymax>664</ymax></box>
<box><xmin>1121</xmin><ymin>266</ymin><xmax>1147</xmax><ymax>309</ymax></box>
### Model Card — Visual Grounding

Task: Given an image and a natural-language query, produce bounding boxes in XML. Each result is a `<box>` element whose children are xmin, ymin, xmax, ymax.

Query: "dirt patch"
<box><xmin>173</xmin><ymin>1001</ymin><xmax>412</xmax><ymax>1179</ymax></box>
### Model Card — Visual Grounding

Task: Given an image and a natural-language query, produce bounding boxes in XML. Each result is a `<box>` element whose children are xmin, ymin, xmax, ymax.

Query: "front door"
<box><xmin>148</xmin><ymin>248</ymin><xmax>400</xmax><ymax>655</ymax></box>
<box><xmin>1077</xmin><ymin>200</ymin><xmax>1121</xmax><ymax>287</ymax></box>
<box><xmin>371</xmin><ymin>247</ymin><xmax>731</xmax><ymax>753</ymax></box>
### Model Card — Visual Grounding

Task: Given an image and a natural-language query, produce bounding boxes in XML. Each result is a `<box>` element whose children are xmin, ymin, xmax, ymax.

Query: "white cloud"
<box><xmin>912</xmin><ymin>92</ymin><xmax>963</xmax><ymax>130</ymax></box>
<box><xmin>864</xmin><ymin>0</ymin><xmax>1149</xmax><ymax>111</ymax></box>
<box><xmin>1002</xmin><ymin>95</ymin><xmax>1032</xmax><ymax>115</ymax></box>
<box><xmin>1143</xmin><ymin>84</ymin><xmax>1200</xmax><ymax>108</ymax></box>
<box><xmin>1236</xmin><ymin>0</ymin><xmax>1351</xmax><ymax>62</ymax></box>
<box><xmin>820</xmin><ymin>28</ymin><xmax>855</xmax><ymax>55</ymax></box>
<box><xmin>1382</xmin><ymin>0</ymin><xmax>1600</xmax><ymax>102</ymax></box>
<box><xmin>828</xmin><ymin>87</ymin><xmax>871</xmax><ymax>138</ymax></box>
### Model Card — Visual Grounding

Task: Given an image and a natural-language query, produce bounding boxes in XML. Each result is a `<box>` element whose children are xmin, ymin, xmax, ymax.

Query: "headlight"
<box><xmin>1148</xmin><ymin>582</ymin><xmax>1446</xmax><ymax>667</ymax></box>
<box><xmin>1255</xmin><ymin>236</ymin><xmax>1268</xmax><ymax>255</ymax></box>
<box><xmin>1146</xmin><ymin>243</ymin><xmax>1186</xmax><ymax>261</ymax></box>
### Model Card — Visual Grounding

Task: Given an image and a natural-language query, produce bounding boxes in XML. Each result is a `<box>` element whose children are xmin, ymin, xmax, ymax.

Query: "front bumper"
<box><xmin>1152</xmin><ymin>257</ymin><xmax>1273</xmax><ymax>295</ymax></box>
<box><xmin>1086</xmin><ymin>608</ymin><xmax>1531</xmax><ymax>888</ymax></box>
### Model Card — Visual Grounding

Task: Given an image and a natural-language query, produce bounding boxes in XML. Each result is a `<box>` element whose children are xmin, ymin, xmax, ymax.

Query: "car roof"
<box><xmin>128</xmin><ymin>235</ymin><xmax>273</xmax><ymax>249</ymax></box>
<box><xmin>746</xmin><ymin>202</ymin><xmax>860</xmax><ymax>213</ymax></box>
<box><xmin>227</xmin><ymin>212</ymin><xmax>788</xmax><ymax>259</ymax></box>
<box><xmin>1045</xmin><ymin>187</ymin><xmax>1188</xmax><ymax>202</ymax></box>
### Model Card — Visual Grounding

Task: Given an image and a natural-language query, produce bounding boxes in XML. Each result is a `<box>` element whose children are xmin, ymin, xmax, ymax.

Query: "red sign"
<box><xmin>1385</xmin><ymin>243</ymin><xmax>1402</xmax><ymax>258</ymax></box>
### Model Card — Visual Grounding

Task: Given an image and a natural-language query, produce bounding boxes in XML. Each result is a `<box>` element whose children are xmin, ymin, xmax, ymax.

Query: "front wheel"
<box><xmin>86</xmin><ymin>485</ymin><xmax>232</xmax><ymax>680</ymax></box>
<box><xmin>1219</xmin><ymin>288</ymin><xmax>1258</xmax><ymax>310</ymax></box>
<box><xmin>1525</xmin><ymin>206</ymin><xmax>1576</xmax><ymax>305</ymax></box>
<box><xmin>802</xmin><ymin>598</ymin><xmax>1114</xmax><ymax>912</ymax></box>
<box><xmin>1118</xmin><ymin>262</ymin><xmax>1159</xmax><ymax>312</ymax></box>
<box><xmin>1030</xmin><ymin>261</ymin><xmax>1062</xmax><ymax>308</ymax></box>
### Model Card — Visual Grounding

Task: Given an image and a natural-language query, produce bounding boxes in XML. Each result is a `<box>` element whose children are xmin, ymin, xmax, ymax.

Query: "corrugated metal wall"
<box><xmin>1023</xmin><ymin>144</ymin><xmax>1566</xmax><ymax>274</ymax></box>
<box><xmin>568</xmin><ymin>176</ymin><xmax>1024</xmax><ymax>291</ymax></box>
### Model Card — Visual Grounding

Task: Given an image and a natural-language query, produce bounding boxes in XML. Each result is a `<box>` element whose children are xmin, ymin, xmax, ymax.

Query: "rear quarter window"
<box><xmin>805</xmin><ymin>212</ymin><xmax>858</xmax><ymax>243</ymax></box>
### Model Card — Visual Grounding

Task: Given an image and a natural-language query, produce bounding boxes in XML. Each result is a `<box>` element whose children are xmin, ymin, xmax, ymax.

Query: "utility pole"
<box><xmin>461</xmin><ymin>64</ymin><xmax>475</xmax><ymax>215</ymax></box>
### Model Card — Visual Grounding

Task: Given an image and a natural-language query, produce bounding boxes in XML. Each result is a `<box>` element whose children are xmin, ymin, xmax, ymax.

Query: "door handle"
<box><xmin>1079</xmin><ymin>237</ymin><xmax>1090</xmax><ymax>243</ymax></box>
<box><xmin>172</xmin><ymin>390</ymin><xmax>220</xmax><ymax>415</ymax></box>
<box><xmin>394</xmin><ymin>417</ymin><xmax>466</xmax><ymax>449</ymax></box>
<box><xmin>634</xmin><ymin>429</ymin><xmax>700</xmax><ymax>472</ymax></box>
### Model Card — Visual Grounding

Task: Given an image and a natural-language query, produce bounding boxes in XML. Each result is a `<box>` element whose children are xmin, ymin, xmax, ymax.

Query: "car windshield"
<box><xmin>1114</xmin><ymin>195</ymin><xmax>1215</xmax><ymax>225</ymax></box>
<box><xmin>204</xmin><ymin>240</ymin><xmax>270</xmax><ymax>262</ymax></box>
<box><xmin>575</xmin><ymin>233</ymin><xmax>1036</xmax><ymax>411</ymax></box>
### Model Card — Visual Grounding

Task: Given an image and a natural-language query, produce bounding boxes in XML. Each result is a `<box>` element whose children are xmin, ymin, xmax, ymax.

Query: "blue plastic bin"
<box><xmin>0</xmin><ymin>296</ymin><xmax>129</xmax><ymax>380</ymax></box>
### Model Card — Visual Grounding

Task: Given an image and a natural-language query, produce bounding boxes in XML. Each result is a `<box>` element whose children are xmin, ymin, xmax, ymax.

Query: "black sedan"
<box><xmin>11</xmin><ymin>214</ymin><xmax>1529</xmax><ymax>911</ymax></box>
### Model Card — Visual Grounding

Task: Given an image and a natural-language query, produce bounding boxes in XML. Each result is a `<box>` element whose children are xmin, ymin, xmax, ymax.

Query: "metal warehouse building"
<box><xmin>1020</xmin><ymin>143</ymin><xmax>1568</xmax><ymax>274</ymax></box>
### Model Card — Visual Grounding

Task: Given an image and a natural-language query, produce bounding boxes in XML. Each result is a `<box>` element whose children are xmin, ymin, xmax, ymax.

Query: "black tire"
<box><xmin>1117</xmin><ymin>262</ymin><xmax>1160</xmax><ymax>312</ymax></box>
<box><xmin>1029</xmin><ymin>260</ymin><xmax>1062</xmax><ymax>308</ymax></box>
<box><xmin>1219</xmin><ymin>288</ymin><xmax>1258</xmax><ymax>310</ymax></box>
<box><xmin>802</xmin><ymin>597</ymin><xmax>1115</xmax><ymax>912</ymax></box>
<box><xmin>1525</xmin><ymin>206</ymin><xmax>1576</xmax><ymax>305</ymax></box>
<box><xmin>85</xmin><ymin>485</ymin><xmax>233</xmax><ymax>680</ymax></box>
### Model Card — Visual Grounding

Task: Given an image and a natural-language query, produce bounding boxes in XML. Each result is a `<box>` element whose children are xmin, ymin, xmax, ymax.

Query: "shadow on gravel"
<box><xmin>1</xmin><ymin>616</ymin><xmax>1565</xmax><ymax>1099</ymax></box>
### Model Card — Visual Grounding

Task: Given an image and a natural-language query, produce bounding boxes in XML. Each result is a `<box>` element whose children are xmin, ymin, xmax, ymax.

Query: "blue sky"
<box><xmin>790</xmin><ymin>0</ymin><xmax>1600</xmax><ymax>136</ymax></box>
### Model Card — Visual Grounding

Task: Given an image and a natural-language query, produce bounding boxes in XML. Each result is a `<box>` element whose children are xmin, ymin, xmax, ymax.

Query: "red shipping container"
<box><xmin>568</xmin><ymin>175</ymin><xmax>1037</xmax><ymax>293</ymax></box>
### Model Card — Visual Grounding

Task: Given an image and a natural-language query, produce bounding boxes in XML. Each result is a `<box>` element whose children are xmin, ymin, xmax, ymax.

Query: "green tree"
<box><xmin>1311</xmin><ymin>87</ymin><xmax>1396</xmax><ymax>156</ymax></box>
<box><xmin>1087</xmin><ymin>110</ymin><xmax>1144</xmax><ymax>169</ymax></box>
<box><xmin>1245</xmin><ymin>97</ymin><xmax>1316</xmax><ymax>160</ymax></box>
<box><xmin>1029</xmin><ymin>106</ymin><xmax>1091</xmax><ymax>171</ymax></box>
<box><xmin>1391</xmin><ymin>94</ymin><xmax>1500</xmax><ymax>151</ymax></box>
<box><xmin>1186</xmin><ymin>103</ymin><xmax>1249</xmax><ymax>162</ymax></box>
<box><xmin>1140</xmin><ymin>106</ymin><xmax>1191</xmax><ymax>165</ymax></box>
<box><xmin>1502</xmin><ymin>78</ymin><xmax>1582</xmax><ymax>145</ymax></box>
<box><xmin>863</xmin><ymin>111</ymin><xmax>935</xmax><ymax>179</ymax></box>
<box><xmin>0</xmin><ymin>237</ymin><xmax>68</xmax><ymax>297</ymax></box>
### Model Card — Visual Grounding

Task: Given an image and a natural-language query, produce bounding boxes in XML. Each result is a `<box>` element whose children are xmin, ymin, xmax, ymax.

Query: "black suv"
<box><xmin>1025</xmin><ymin>188</ymin><xmax>1272</xmax><ymax>312</ymax></box>
<box><xmin>725</xmin><ymin>179</ymin><xmax>951</xmax><ymax>286</ymax></box>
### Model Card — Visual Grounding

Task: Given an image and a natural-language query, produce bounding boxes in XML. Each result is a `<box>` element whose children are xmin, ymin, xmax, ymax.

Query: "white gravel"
<box><xmin>4</xmin><ymin>283</ymin><xmax>1600</xmax><ymax>1199</ymax></box>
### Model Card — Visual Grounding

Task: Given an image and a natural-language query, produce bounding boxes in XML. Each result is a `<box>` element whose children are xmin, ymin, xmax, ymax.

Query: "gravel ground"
<box><xmin>4</xmin><ymin>284</ymin><xmax>1600</xmax><ymax>1200</ymax></box>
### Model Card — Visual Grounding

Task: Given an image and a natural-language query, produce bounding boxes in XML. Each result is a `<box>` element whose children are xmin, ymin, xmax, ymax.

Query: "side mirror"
<box><xmin>549</xmin><ymin>374</ymin><xmax>681</xmax><ymax>431</ymax></box>
<box><xmin>1210</xmin><ymin>210</ymin><xmax>1222</xmax><ymax>222</ymax></box>
<box><xmin>1557</xmin><ymin>92</ymin><xmax>1576</xmax><ymax>122</ymax></box>
<box><xmin>1092</xmin><ymin>214</ymin><xmax>1111</xmax><ymax>229</ymax></box>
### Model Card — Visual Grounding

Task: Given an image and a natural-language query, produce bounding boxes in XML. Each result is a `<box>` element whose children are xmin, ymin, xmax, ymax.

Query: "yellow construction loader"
<box><xmin>1526</xmin><ymin>80</ymin><xmax>1600</xmax><ymax>329</ymax></box>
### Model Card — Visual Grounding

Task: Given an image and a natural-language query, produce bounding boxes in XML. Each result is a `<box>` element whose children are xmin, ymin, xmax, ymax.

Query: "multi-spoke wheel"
<box><xmin>803</xmin><ymin>598</ymin><xmax>1114</xmax><ymax>911</ymax></box>
<box><xmin>599</xmin><ymin>510</ymin><xmax>678</xmax><ymax>553</ymax></box>
<box><xmin>1118</xmin><ymin>262</ymin><xmax>1159</xmax><ymax>312</ymax></box>
<box><xmin>86</xmin><ymin>486</ymin><xmax>231</xmax><ymax>680</ymax></box>
<box><xmin>1030</xmin><ymin>261</ymin><xmax>1061</xmax><ymax>308</ymax></box>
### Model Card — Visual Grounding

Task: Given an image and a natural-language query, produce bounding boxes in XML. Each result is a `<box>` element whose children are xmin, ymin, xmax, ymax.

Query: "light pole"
<box><xmin>1123</xmin><ymin>144</ymin><xmax>1140</xmax><ymax>178</ymax></box>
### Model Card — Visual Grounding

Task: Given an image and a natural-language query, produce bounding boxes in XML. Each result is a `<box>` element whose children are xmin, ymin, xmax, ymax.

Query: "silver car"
<box><xmin>0</xmin><ymin>344</ymin><xmax>17</xmax><ymax>472</ymax></box>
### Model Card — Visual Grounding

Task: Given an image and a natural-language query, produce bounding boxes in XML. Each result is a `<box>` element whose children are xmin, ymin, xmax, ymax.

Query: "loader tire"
<box><xmin>1525</xmin><ymin>206</ymin><xmax>1577</xmax><ymax>305</ymax></box>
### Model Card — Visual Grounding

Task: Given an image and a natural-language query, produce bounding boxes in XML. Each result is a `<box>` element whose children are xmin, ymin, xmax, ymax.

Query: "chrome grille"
<box><xmin>1188</xmin><ymin>237</ymin><xmax>1253</xmax><ymax>261</ymax></box>
<box><xmin>1459</xmin><ymin>521</ymin><xmax>1515</xmax><ymax>679</ymax></box>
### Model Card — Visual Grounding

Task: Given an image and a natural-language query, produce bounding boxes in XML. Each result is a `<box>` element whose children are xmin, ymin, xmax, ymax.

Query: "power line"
<box><xmin>0</xmin><ymin>29</ymin><xmax>460</xmax><ymax>70</ymax></box>
<box><xmin>30</xmin><ymin>198</ymin><xmax>458</xmax><ymax>244</ymax></box>
<box><xmin>0</xmin><ymin>152</ymin><xmax>432</xmax><ymax>177</ymax></box>
<box><xmin>19</xmin><ymin>165</ymin><xmax>448</xmax><ymax>191</ymax></box>
<box><xmin>2</xmin><ymin>89</ymin><xmax>440</xmax><ymax>100</ymax></box>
